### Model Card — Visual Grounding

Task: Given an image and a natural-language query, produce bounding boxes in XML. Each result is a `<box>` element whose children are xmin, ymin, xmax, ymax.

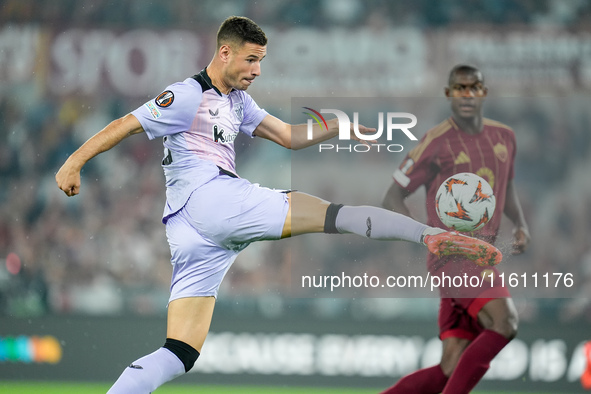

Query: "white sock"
<box><xmin>419</xmin><ymin>226</ymin><xmax>446</xmax><ymax>244</ymax></box>
<box><xmin>107</xmin><ymin>348</ymin><xmax>185</xmax><ymax>394</ymax></box>
<box><xmin>335</xmin><ymin>206</ymin><xmax>429</xmax><ymax>243</ymax></box>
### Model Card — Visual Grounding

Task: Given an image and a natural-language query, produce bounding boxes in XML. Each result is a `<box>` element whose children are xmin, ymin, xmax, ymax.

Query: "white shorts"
<box><xmin>165</xmin><ymin>174</ymin><xmax>290</xmax><ymax>301</ymax></box>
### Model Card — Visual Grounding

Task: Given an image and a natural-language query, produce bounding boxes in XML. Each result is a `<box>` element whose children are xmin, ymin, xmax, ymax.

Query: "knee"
<box><xmin>495</xmin><ymin>322</ymin><xmax>518</xmax><ymax>340</ymax></box>
<box><xmin>491</xmin><ymin>313</ymin><xmax>518</xmax><ymax>340</ymax></box>
<box><xmin>479</xmin><ymin>299</ymin><xmax>519</xmax><ymax>340</ymax></box>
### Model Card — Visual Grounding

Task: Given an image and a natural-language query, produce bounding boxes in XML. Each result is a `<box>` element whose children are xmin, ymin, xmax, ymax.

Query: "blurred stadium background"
<box><xmin>1</xmin><ymin>0</ymin><xmax>591</xmax><ymax>392</ymax></box>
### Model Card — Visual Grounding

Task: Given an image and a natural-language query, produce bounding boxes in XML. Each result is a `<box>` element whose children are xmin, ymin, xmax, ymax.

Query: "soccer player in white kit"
<box><xmin>55</xmin><ymin>16</ymin><xmax>502</xmax><ymax>393</ymax></box>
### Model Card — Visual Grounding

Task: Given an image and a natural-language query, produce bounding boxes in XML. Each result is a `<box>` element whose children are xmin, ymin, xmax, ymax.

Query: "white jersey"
<box><xmin>131</xmin><ymin>68</ymin><xmax>268</xmax><ymax>222</ymax></box>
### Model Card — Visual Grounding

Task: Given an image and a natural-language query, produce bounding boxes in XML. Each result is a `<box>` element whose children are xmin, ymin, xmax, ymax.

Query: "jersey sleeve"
<box><xmin>507</xmin><ymin>129</ymin><xmax>517</xmax><ymax>180</ymax></box>
<box><xmin>131</xmin><ymin>80</ymin><xmax>202</xmax><ymax>140</ymax></box>
<box><xmin>393</xmin><ymin>132</ymin><xmax>440</xmax><ymax>193</ymax></box>
<box><xmin>239</xmin><ymin>92</ymin><xmax>268</xmax><ymax>137</ymax></box>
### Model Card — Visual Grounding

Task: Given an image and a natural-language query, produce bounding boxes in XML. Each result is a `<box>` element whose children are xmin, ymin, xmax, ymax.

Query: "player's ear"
<box><xmin>218</xmin><ymin>44</ymin><xmax>232</xmax><ymax>63</ymax></box>
<box><xmin>444</xmin><ymin>87</ymin><xmax>451</xmax><ymax>98</ymax></box>
<box><xmin>482</xmin><ymin>86</ymin><xmax>489</xmax><ymax>97</ymax></box>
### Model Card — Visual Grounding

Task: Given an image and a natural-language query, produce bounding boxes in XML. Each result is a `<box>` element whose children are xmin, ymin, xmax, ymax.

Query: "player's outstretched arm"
<box><xmin>56</xmin><ymin>114</ymin><xmax>144</xmax><ymax>197</ymax></box>
<box><xmin>382</xmin><ymin>181</ymin><xmax>413</xmax><ymax>217</ymax></box>
<box><xmin>253</xmin><ymin>114</ymin><xmax>375</xmax><ymax>150</ymax></box>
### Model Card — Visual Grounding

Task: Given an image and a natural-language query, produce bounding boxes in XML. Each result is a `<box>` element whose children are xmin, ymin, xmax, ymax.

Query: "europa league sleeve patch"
<box><xmin>155</xmin><ymin>90</ymin><xmax>174</xmax><ymax>107</ymax></box>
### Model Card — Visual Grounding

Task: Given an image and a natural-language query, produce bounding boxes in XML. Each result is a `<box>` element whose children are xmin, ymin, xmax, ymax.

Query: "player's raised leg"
<box><xmin>281</xmin><ymin>192</ymin><xmax>330</xmax><ymax>237</ymax></box>
<box><xmin>282</xmin><ymin>192</ymin><xmax>502</xmax><ymax>266</ymax></box>
<box><xmin>283</xmin><ymin>191</ymin><xmax>428</xmax><ymax>241</ymax></box>
<box><xmin>107</xmin><ymin>296</ymin><xmax>213</xmax><ymax>393</ymax></box>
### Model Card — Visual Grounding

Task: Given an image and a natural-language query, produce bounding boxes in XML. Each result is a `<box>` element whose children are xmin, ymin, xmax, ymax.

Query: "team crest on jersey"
<box><xmin>234</xmin><ymin>103</ymin><xmax>244</xmax><ymax>122</ymax></box>
<box><xmin>155</xmin><ymin>90</ymin><xmax>174</xmax><ymax>107</ymax></box>
<box><xmin>213</xmin><ymin>124</ymin><xmax>238</xmax><ymax>144</ymax></box>
<box><xmin>493</xmin><ymin>143</ymin><xmax>508</xmax><ymax>162</ymax></box>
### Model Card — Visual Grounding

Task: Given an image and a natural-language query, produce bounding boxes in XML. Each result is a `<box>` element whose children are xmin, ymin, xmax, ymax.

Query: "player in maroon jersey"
<box><xmin>380</xmin><ymin>65</ymin><xmax>530</xmax><ymax>394</ymax></box>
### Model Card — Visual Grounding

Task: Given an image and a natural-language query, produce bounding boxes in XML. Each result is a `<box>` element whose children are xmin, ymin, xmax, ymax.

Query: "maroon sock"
<box><xmin>442</xmin><ymin>330</ymin><xmax>510</xmax><ymax>394</ymax></box>
<box><xmin>380</xmin><ymin>365</ymin><xmax>448</xmax><ymax>394</ymax></box>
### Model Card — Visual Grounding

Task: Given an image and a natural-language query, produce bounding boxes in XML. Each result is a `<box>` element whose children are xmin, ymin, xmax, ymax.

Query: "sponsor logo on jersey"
<box><xmin>155</xmin><ymin>90</ymin><xmax>174</xmax><ymax>107</ymax></box>
<box><xmin>213</xmin><ymin>124</ymin><xmax>238</xmax><ymax>144</ymax></box>
<box><xmin>234</xmin><ymin>103</ymin><xmax>244</xmax><ymax>122</ymax></box>
<box><xmin>128</xmin><ymin>364</ymin><xmax>143</xmax><ymax>369</ymax></box>
<box><xmin>145</xmin><ymin>101</ymin><xmax>162</xmax><ymax>119</ymax></box>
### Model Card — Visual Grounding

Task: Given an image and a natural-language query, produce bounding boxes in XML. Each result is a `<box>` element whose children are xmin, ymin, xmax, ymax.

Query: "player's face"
<box><xmin>445</xmin><ymin>72</ymin><xmax>488</xmax><ymax>119</ymax></box>
<box><xmin>225</xmin><ymin>42</ymin><xmax>266</xmax><ymax>91</ymax></box>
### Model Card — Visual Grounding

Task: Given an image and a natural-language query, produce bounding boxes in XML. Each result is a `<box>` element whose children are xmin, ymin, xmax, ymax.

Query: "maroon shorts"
<box><xmin>432</xmin><ymin>257</ymin><xmax>511</xmax><ymax>340</ymax></box>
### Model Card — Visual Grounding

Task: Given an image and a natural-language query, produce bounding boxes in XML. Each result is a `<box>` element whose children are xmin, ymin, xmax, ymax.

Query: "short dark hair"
<box><xmin>217</xmin><ymin>16</ymin><xmax>267</xmax><ymax>49</ymax></box>
<box><xmin>448</xmin><ymin>64</ymin><xmax>484</xmax><ymax>85</ymax></box>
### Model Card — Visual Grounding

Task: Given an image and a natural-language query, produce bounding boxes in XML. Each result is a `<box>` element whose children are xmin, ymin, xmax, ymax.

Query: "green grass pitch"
<box><xmin>0</xmin><ymin>382</ymin><xmax>529</xmax><ymax>393</ymax></box>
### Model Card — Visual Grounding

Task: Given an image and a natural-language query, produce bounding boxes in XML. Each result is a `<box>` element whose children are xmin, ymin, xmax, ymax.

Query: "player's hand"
<box><xmin>55</xmin><ymin>158</ymin><xmax>82</xmax><ymax>197</ymax></box>
<box><xmin>424</xmin><ymin>231</ymin><xmax>503</xmax><ymax>267</ymax></box>
<box><xmin>348</xmin><ymin>122</ymin><xmax>377</xmax><ymax>145</ymax></box>
<box><xmin>511</xmin><ymin>227</ymin><xmax>530</xmax><ymax>255</ymax></box>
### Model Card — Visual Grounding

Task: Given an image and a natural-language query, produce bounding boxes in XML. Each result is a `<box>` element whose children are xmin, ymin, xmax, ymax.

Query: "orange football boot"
<box><xmin>424</xmin><ymin>231</ymin><xmax>503</xmax><ymax>267</ymax></box>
